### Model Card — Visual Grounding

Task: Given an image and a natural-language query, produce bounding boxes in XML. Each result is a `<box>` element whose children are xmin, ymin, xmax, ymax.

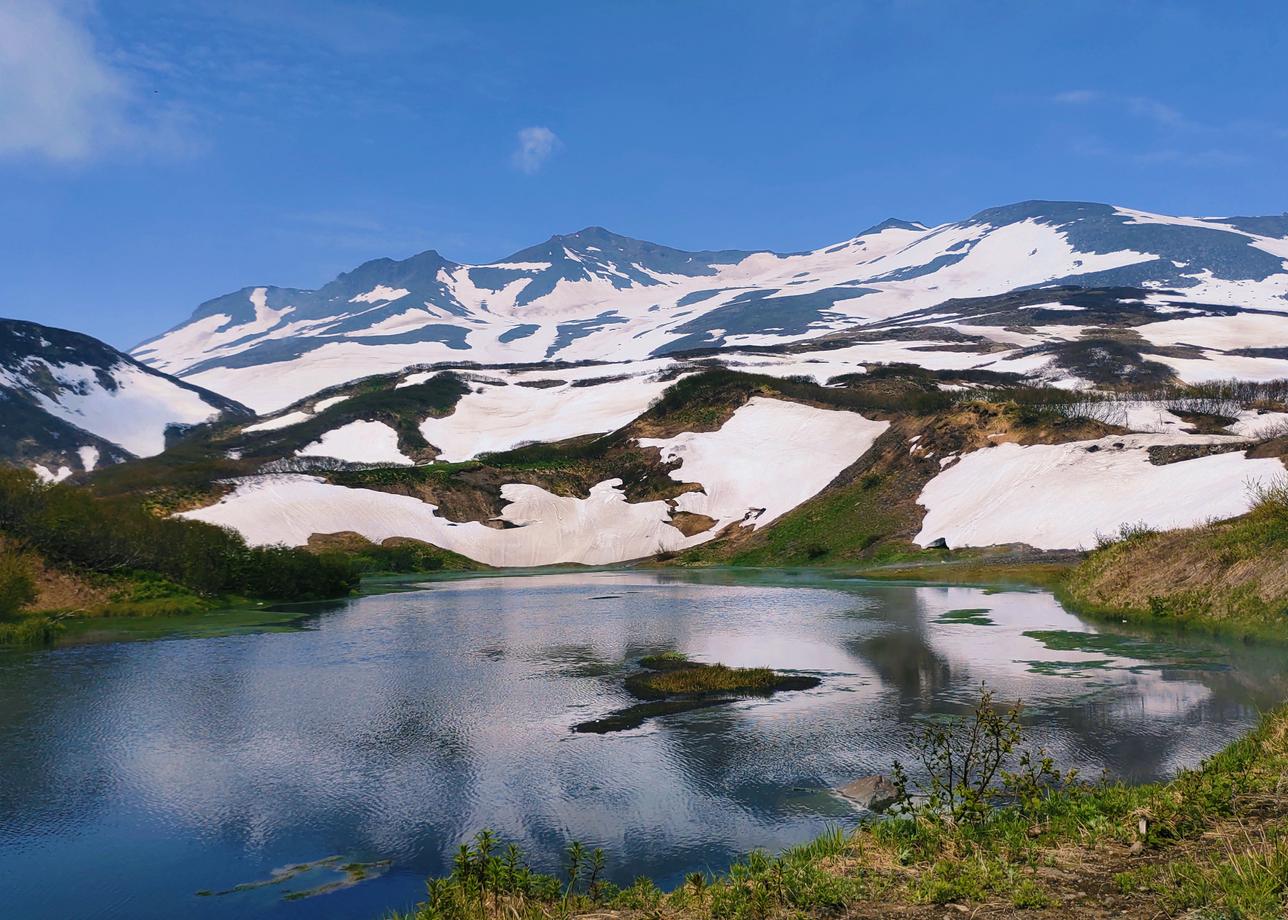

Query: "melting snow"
<box><xmin>915</xmin><ymin>437</ymin><xmax>1284</xmax><ymax>550</ymax></box>
<box><xmin>349</xmin><ymin>285</ymin><xmax>411</xmax><ymax>304</ymax></box>
<box><xmin>33</xmin><ymin>464</ymin><xmax>73</xmax><ymax>483</ymax></box>
<box><xmin>179</xmin><ymin>475</ymin><xmax>687</xmax><ymax>567</ymax></box>
<box><xmin>77</xmin><ymin>446</ymin><xmax>99</xmax><ymax>472</ymax></box>
<box><xmin>20</xmin><ymin>361</ymin><xmax>221</xmax><ymax>457</ymax></box>
<box><xmin>639</xmin><ymin>397</ymin><xmax>889</xmax><ymax>530</ymax></box>
<box><xmin>298</xmin><ymin>420</ymin><xmax>413</xmax><ymax>465</ymax></box>
<box><xmin>420</xmin><ymin>375</ymin><xmax>673</xmax><ymax>461</ymax></box>
<box><xmin>242</xmin><ymin>410</ymin><xmax>312</xmax><ymax>433</ymax></box>
<box><xmin>183</xmin><ymin>397</ymin><xmax>887</xmax><ymax>566</ymax></box>
<box><xmin>312</xmin><ymin>395</ymin><xmax>349</xmax><ymax>412</ymax></box>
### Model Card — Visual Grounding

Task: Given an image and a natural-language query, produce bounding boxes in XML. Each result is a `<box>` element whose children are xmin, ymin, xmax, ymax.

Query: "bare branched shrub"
<box><xmin>259</xmin><ymin>456</ymin><xmax>391</xmax><ymax>473</ymax></box>
<box><xmin>892</xmin><ymin>686</ymin><xmax>1075</xmax><ymax>826</ymax></box>
<box><xmin>1140</xmin><ymin>378</ymin><xmax>1288</xmax><ymax>419</ymax></box>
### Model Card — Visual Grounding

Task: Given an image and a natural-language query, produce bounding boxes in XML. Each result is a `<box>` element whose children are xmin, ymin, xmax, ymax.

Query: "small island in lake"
<box><xmin>572</xmin><ymin>652</ymin><xmax>821</xmax><ymax>734</ymax></box>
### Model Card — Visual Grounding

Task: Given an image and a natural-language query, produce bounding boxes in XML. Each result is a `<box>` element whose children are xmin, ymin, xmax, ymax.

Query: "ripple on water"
<box><xmin>0</xmin><ymin>571</ymin><xmax>1283</xmax><ymax>920</ymax></box>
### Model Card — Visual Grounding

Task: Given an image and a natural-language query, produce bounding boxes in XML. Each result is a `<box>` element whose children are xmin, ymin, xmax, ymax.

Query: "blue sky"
<box><xmin>2</xmin><ymin>0</ymin><xmax>1286</xmax><ymax>348</ymax></box>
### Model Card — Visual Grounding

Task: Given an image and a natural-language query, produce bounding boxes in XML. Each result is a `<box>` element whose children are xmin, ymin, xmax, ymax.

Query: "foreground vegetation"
<box><xmin>395</xmin><ymin>694</ymin><xmax>1288</xmax><ymax>919</ymax></box>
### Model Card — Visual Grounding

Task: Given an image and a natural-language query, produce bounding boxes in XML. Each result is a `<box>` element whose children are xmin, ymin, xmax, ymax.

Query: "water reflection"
<box><xmin>0</xmin><ymin>571</ymin><xmax>1282</xmax><ymax>920</ymax></box>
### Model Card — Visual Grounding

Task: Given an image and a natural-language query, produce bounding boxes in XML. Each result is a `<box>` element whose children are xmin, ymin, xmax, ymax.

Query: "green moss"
<box><xmin>574</xmin><ymin>656</ymin><xmax>821</xmax><ymax>733</ymax></box>
<box><xmin>1021</xmin><ymin>628</ymin><xmax>1222</xmax><ymax>666</ymax></box>
<box><xmin>637</xmin><ymin>651</ymin><xmax>692</xmax><ymax>670</ymax></box>
<box><xmin>1022</xmin><ymin>658</ymin><xmax>1115</xmax><ymax>676</ymax></box>
<box><xmin>196</xmin><ymin>854</ymin><xmax>390</xmax><ymax>903</ymax></box>
<box><xmin>936</xmin><ymin>607</ymin><xmax>995</xmax><ymax>626</ymax></box>
<box><xmin>55</xmin><ymin>606</ymin><xmax>310</xmax><ymax>645</ymax></box>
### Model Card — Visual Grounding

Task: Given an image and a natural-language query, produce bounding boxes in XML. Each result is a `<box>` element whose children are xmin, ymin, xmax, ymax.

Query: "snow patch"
<box><xmin>639</xmin><ymin>397</ymin><xmax>888</xmax><ymax>530</ymax></box>
<box><xmin>178</xmin><ymin>475</ymin><xmax>687</xmax><ymax>567</ymax></box>
<box><xmin>915</xmin><ymin>438</ymin><xmax>1283</xmax><ymax>550</ymax></box>
<box><xmin>77</xmin><ymin>445</ymin><xmax>99</xmax><ymax>472</ymax></box>
<box><xmin>242</xmin><ymin>410</ymin><xmax>312</xmax><ymax>433</ymax></box>
<box><xmin>420</xmin><ymin>375</ymin><xmax>672</xmax><ymax>461</ymax></box>
<box><xmin>298</xmin><ymin>420</ymin><xmax>413</xmax><ymax>466</ymax></box>
<box><xmin>349</xmin><ymin>285</ymin><xmax>411</xmax><ymax>304</ymax></box>
<box><xmin>33</xmin><ymin>464</ymin><xmax>72</xmax><ymax>483</ymax></box>
<box><xmin>313</xmin><ymin>395</ymin><xmax>349</xmax><ymax>412</ymax></box>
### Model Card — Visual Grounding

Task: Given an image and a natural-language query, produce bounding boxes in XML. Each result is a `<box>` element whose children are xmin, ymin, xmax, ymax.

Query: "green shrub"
<box><xmin>0</xmin><ymin>615</ymin><xmax>59</xmax><ymax>646</ymax></box>
<box><xmin>0</xmin><ymin>467</ymin><xmax>357</xmax><ymax>603</ymax></box>
<box><xmin>0</xmin><ymin>548</ymin><xmax>35</xmax><ymax>615</ymax></box>
<box><xmin>892</xmin><ymin>686</ymin><xmax>1076</xmax><ymax>827</ymax></box>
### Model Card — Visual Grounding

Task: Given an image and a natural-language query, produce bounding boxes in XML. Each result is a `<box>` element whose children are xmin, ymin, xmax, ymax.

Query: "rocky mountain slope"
<box><xmin>133</xmin><ymin>201</ymin><xmax>1288</xmax><ymax>413</ymax></box>
<box><xmin>6</xmin><ymin>200</ymin><xmax>1288</xmax><ymax>570</ymax></box>
<box><xmin>0</xmin><ymin>319</ymin><xmax>251</xmax><ymax>480</ymax></box>
<box><xmin>78</xmin><ymin>363</ymin><xmax>1288</xmax><ymax>570</ymax></box>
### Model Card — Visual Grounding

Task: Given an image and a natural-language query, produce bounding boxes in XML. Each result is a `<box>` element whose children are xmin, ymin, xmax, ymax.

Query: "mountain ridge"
<box><xmin>127</xmin><ymin>198</ymin><xmax>1288</xmax><ymax>413</ymax></box>
<box><xmin>0</xmin><ymin>318</ymin><xmax>252</xmax><ymax>480</ymax></box>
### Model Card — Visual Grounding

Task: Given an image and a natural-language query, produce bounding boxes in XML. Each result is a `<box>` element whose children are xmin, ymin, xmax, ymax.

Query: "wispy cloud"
<box><xmin>0</xmin><ymin>0</ymin><xmax>196</xmax><ymax>162</ymax></box>
<box><xmin>1047</xmin><ymin>89</ymin><xmax>1281</xmax><ymax>168</ymax></box>
<box><xmin>1052</xmin><ymin>89</ymin><xmax>1190</xmax><ymax>129</ymax></box>
<box><xmin>1053</xmin><ymin>89</ymin><xmax>1100</xmax><ymax>105</ymax></box>
<box><xmin>511</xmin><ymin>126</ymin><xmax>561</xmax><ymax>174</ymax></box>
<box><xmin>0</xmin><ymin>0</ymin><xmax>129</xmax><ymax>160</ymax></box>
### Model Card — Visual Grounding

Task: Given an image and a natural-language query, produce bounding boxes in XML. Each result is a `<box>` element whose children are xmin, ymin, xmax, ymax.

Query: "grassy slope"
<box><xmin>1061</xmin><ymin>485</ymin><xmax>1288</xmax><ymax>642</ymax></box>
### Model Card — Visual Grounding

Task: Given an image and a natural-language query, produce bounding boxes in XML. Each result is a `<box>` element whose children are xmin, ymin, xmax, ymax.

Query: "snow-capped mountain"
<box><xmin>0</xmin><ymin>319</ymin><xmax>252</xmax><ymax>480</ymax></box>
<box><xmin>134</xmin><ymin>201</ymin><xmax>1288</xmax><ymax>412</ymax></box>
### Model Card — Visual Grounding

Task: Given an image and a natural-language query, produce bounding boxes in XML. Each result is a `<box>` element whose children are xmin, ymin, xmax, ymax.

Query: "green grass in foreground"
<box><xmin>392</xmin><ymin>701</ymin><xmax>1288</xmax><ymax>919</ymax></box>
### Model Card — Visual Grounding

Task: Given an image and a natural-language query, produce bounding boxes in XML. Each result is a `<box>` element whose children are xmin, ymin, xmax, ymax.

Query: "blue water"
<box><xmin>0</xmin><ymin>570</ymin><xmax>1281</xmax><ymax>919</ymax></box>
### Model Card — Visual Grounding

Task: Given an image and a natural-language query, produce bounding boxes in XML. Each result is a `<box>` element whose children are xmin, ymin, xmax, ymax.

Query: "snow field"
<box><xmin>915</xmin><ymin>436</ymin><xmax>1285</xmax><ymax>550</ymax></box>
<box><xmin>182</xmin><ymin>398</ymin><xmax>885</xmax><ymax>565</ymax></box>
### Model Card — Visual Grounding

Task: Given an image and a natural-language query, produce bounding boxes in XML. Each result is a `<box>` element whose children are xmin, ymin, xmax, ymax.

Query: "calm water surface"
<box><xmin>1</xmin><ymin>570</ymin><xmax>1284</xmax><ymax>919</ymax></box>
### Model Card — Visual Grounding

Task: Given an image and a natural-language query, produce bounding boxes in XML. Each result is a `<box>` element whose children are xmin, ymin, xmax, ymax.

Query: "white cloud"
<box><xmin>0</xmin><ymin>0</ymin><xmax>193</xmax><ymax>162</ymax></box>
<box><xmin>511</xmin><ymin>125</ymin><xmax>560</xmax><ymax>174</ymax></box>
<box><xmin>1052</xmin><ymin>89</ymin><xmax>1191</xmax><ymax>129</ymax></box>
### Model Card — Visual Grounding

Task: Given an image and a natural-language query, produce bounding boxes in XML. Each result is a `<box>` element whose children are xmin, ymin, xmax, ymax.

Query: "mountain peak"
<box><xmin>965</xmin><ymin>200</ymin><xmax>1112</xmax><ymax>227</ymax></box>
<box><xmin>859</xmin><ymin>218</ymin><xmax>927</xmax><ymax>235</ymax></box>
<box><xmin>548</xmin><ymin>226</ymin><xmax>636</xmax><ymax>247</ymax></box>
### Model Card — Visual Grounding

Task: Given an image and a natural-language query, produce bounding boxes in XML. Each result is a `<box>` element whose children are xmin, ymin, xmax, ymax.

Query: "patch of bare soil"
<box><xmin>669</xmin><ymin>511</ymin><xmax>717</xmax><ymax>537</ymax></box>
<box><xmin>2</xmin><ymin>538</ymin><xmax>110</xmax><ymax>613</ymax></box>
<box><xmin>1171</xmin><ymin>409</ymin><xmax>1238</xmax><ymax>435</ymax></box>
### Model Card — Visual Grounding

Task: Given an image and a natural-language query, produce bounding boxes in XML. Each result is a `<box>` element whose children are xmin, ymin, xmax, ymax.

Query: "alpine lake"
<box><xmin>2</xmin><ymin>569</ymin><xmax>1283</xmax><ymax>919</ymax></box>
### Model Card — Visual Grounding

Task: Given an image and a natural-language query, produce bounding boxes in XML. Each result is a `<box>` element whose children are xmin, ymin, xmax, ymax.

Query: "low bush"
<box><xmin>0</xmin><ymin>467</ymin><xmax>357</xmax><ymax>603</ymax></box>
<box><xmin>0</xmin><ymin>547</ymin><xmax>35</xmax><ymax>615</ymax></box>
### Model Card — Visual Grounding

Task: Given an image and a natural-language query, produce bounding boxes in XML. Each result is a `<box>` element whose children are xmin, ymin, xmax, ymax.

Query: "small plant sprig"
<box><xmin>891</xmin><ymin>684</ymin><xmax>1076</xmax><ymax>827</ymax></box>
